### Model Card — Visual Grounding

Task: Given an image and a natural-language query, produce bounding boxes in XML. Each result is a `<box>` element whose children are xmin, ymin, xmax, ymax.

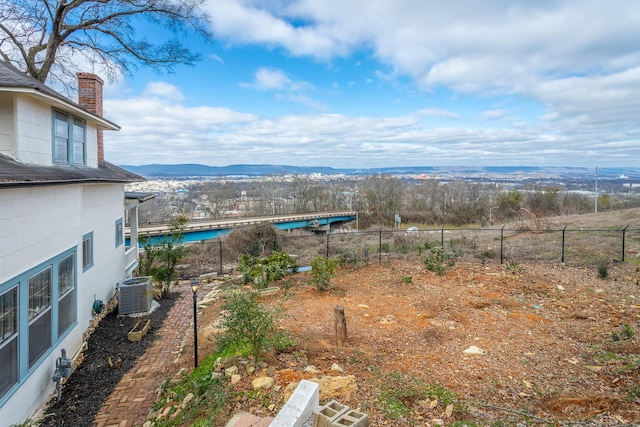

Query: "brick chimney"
<box><xmin>77</xmin><ymin>72</ymin><xmax>105</xmax><ymax>163</ymax></box>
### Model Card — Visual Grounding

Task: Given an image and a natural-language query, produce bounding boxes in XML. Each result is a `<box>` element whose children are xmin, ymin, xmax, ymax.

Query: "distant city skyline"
<box><xmin>97</xmin><ymin>1</ymin><xmax>640</xmax><ymax>168</ymax></box>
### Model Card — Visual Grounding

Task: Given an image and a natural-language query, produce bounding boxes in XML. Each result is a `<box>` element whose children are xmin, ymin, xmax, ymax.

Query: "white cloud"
<box><xmin>204</xmin><ymin>1</ymin><xmax>640</xmax><ymax>125</ymax></box>
<box><xmin>480</xmin><ymin>109</ymin><xmax>508</xmax><ymax>121</ymax></box>
<box><xmin>415</xmin><ymin>108</ymin><xmax>461</xmax><ymax>119</ymax></box>
<box><xmin>210</xmin><ymin>53</ymin><xmax>224</xmax><ymax>64</ymax></box>
<box><xmin>143</xmin><ymin>81</ymin><xmax>185</xmax><ymax>101</ymax></box>
<box><xmin>241</xmin><ymin>67</ymin><xmax>314</xmax><ymax>92</ymax></box>
<box><xmin>103</xmin><ymin>86</ymin><xmax>640</xmax><ymax>168</ymax></box>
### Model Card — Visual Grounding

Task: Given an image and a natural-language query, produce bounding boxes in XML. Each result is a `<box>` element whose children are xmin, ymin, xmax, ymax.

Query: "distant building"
<box><xmin>0</xmin><ymin>60</ymin><xmax>150</xmax><ymax>425</ymax></box>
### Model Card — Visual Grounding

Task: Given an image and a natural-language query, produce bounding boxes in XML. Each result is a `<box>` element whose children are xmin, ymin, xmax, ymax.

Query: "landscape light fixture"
<box><xmin>191</xmin><ymin>278</ymin><xmax>199</xmax><ymax>368</ymax></box>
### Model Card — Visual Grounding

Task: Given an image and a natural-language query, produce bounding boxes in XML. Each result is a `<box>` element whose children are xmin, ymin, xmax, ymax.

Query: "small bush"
<box><xmin>216</xmin><ymin>290</ymin><xmax>293</xmax><ymax>361</ymax></box>
<box><xmin>310</xmin><ymin>255</ymin><xmax>338</xmax><ymax>291</ymax></box>
<box><xmin>597</xmin><ymin>260</ymin><xmax>609</xmax><ymax>279</ymax></box>
<box><xmin>505</xmin><ymin>261</ymin><xmax>524</xmax><ymax>273</ymax></box>
<box><xmin>418</xmin><ymin>241</ymin><xmax>456</xmax><ymax>275</ymax></box>
<box><xmin>612</xmin><ymin>324</ymin><xmax>634</xmax><ymax>342</ymax></box>
<box><xmin>237</xmin><ymin>250</ymin><xmax>298</xmax><ymax>288</ymax></box>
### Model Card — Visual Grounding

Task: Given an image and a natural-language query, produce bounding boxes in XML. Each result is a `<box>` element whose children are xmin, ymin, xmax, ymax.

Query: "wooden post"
<box><xmin>334</xmin><ymin>305</ymin><xmax>348</xmax><ymax>347</ymax></box>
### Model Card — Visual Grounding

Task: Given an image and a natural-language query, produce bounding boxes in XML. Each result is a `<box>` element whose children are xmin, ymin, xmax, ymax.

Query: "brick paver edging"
<box><xmin>92</xmin><ymin>282</ymin><xmax>193</xmax><ymax>427</ymax></box>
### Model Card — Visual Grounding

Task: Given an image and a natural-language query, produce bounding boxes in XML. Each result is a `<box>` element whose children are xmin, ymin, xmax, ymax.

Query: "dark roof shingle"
<box><xmin>0</xmin><ymin>154</ymin><xmax>143</xmax><ymax>187</ymax></box>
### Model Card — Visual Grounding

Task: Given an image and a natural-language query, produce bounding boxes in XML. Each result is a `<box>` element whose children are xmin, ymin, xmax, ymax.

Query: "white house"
<box><xmin>0</xmin><ymin>60</ymin><xmax>148</xmax><ymax>425</ymax></box>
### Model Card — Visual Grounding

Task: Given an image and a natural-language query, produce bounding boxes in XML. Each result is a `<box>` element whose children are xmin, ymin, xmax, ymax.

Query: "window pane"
<box><xmin>0</xmin><ymin>287</ymin><xmax>18</xmax><ymax>344</ymax></box>
<box><xmin>54</xmin><ymin>112</ymin><xmax>69</xmax><ymax>163</ymax></box>
<box><xmin>29</xmin><ymin>267</ymin><xmax>51</xmax><ymax>321</ymax></box>
<box><xmin>54</xmin><ymin>112</ymin><xmax>68</xmax><ymax>137</ymax></box>
<box><xmin>58</xmin><ymin>254</ymin><xmax>74</xmax><ymax>296</ymax></box>
<box><xmin>72</xmin><ymin>119</ymin><xmax>85</xmax><ymax>164</ymax></box>
<box><xmin>54</xmin><ymin>137</ymin><xmax>68</xmax><ymax>162</ymax></box>
<box><xmin>58</xmin><ymin>253</ymin><xmax>76</xmax><ymax>336</ymax></box>
<box><xmin>58</xmin><ymin>290</ymin><xmax>75</xmax><ymax>338</ymax></box>
<box><xmin>83</xmin><ymin>235</ymin><xmax>93</xmax><ymax>269</ymax></box>
<box><xmin>0</xmin><ymin>336</ymin><xmax>18</xmax><ymax>399</ymax></box>
<box><xmin>29</xmin><ymin>310</ymin><xmax>51</xmax><ymax>367</ymax></box>
<box><xmin>115</xmin><ymin>219</ymin><xmax>123</xmax><ymax>247</ymax></box>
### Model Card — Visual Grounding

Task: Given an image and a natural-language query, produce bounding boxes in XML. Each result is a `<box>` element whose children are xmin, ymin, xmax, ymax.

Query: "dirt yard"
<box><xmin>37</xmin><ymin>209</ymin><xmax>640</xmax><ymax>426</ymax></box>
<box><xmin>199</xmin><ymin>259</ymin><xmax>640</xmax><ymax>426</ymax></box>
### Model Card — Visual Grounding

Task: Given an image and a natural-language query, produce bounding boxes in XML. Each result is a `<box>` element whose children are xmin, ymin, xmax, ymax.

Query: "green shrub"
<box><xmin>237</xmin><ymin>250</ymin><xmax>298</xmax><ymax>288</ymax></box>
<box><xmin>418</xmin><ymin>241</ymin><xmax>455</xmax><ymax>275</ymax></box>
<box><xmin>597</xmin><ymin>260</ymin><xmax>609</xmax><ymax>279</ymax></box>
<box><xmin>216</xmin><ymin>290</ymin><xmax>293</xmax><ymax>361</ymax></box>
<box><xmin>505</xmin><ymin>261</ymin><xmax>524</xmax><ymax>273</ymax></box>
<box><xmin>310</xmin><ymin>255</ymin><xmax>338</xmax><ymax>291</ymax></box>
<box><xmin>139</xmin><ymin>215</ymin><xmax>187</xmax><ymax>298</ymax></box>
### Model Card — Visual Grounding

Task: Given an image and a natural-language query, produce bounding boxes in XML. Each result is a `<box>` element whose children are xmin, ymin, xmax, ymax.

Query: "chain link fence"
<box><xmin>191</xmin><ymin>225</ymin><xmax>640</xmax><ymax>275</ymax></box>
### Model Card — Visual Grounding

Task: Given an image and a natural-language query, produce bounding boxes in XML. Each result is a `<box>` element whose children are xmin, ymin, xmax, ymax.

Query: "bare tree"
<box><xmin>0</xmin><ymin>0</ymin><xmax>211</xmax><ymax>89</ymax></box>
<box><xmin>360</xmin><ymin>174</ymin><xmax>404</xmax><ymax>220</ymax></box>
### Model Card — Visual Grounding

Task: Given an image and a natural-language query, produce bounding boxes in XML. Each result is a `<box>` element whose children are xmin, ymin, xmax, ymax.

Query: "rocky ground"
<box><xmin>198</xmin><ymin>259</ymin><xmax>640</xmax><ymax>426</ymax></box>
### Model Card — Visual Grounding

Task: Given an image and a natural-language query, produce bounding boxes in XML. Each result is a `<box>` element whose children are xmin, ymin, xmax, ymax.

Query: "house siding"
<box><xmin>15</xmin><ymin>97</ymin><xmax>52</xmax><ymax>165</ymax></box>
<box><xmin>0</xmin><ymin>182</ymin><xmax>128</xmax><ymax>425</ymax></box>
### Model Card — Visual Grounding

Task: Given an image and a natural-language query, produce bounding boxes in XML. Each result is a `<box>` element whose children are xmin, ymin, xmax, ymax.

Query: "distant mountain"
<box><xmin>119</xmin><ymin>163</ymin><xmax>346</xmax><ymax>177</ymax></box>
<box><xmin>118</xmin><ymin>163</ymin><xmax>640</xmax><ymax>179</ymax></box>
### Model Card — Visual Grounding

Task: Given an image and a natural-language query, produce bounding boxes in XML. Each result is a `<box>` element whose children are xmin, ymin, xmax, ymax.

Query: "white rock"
<box><xmin>225</xmin><ymin>366</ymin><xmax>239</xmax><ymax>377</ymax></box>
<box><xmin>252</xmin><ymin>376</ymin><xmax>274</xmax><ymax>390</ymax></box>
<box><xmin>181</xmin><ymin>392</ymin><xmax>194</xmax><ymax>408</ymax></box>
<box><xmin>231</xmin><ymin>374</ymin><xmax>241</xmax><ymax>384</ymax></box>
<box><xmin>331</xmin><ymin>363</ymin><xmax>344</xmax><ymax>372</ymax></box>
<box><xmin>463</xmin><ymin>345</ymin><xmax>486</xmax><ymax>355</ymax></box>
<box><xmin>304</xmin><ymin>365</ymin><xmax>320</xmax><ymax>374</ymax></box>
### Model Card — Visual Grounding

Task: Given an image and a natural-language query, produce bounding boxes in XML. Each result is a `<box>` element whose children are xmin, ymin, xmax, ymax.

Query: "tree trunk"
<box><xmin>334</xmin><ymin>305</ymin><xmax>348</xmax><ymax>347</ymax></box>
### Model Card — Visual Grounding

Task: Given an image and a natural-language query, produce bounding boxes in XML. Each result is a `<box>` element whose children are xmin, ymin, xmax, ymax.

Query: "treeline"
<box><xmin>138</xmin><ymin>175</ymin><xmax>640</xmax><ymax>227</ymax></box>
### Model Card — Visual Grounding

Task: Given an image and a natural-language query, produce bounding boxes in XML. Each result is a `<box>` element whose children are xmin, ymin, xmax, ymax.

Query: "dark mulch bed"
<box><xmin>40</xmin><ymin>293</ymin><xmax>177</xmax><ymax>426</ymax></box>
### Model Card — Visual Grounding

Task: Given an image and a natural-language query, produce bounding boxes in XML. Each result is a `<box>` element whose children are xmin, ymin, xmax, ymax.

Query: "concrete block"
<box><xmin>332</xmin><ymin>409</ymin><xmax>369</xmax><ymax>427</ymax></box>
<box><xmin>312</xmin><ymin>400</ymin><xmax>349</xmax><ymax>427</ymax></box>
<box><xmin>270</xmin><ymin>379</ymin><xmax>319</xmax><ymax>427</ymax></box>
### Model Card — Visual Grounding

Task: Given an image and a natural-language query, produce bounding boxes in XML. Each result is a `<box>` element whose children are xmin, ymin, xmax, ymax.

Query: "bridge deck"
<box><xmin>132</xmin><ymin>211</ymin><xmax>357</xmax><ymax>237</ymax></box>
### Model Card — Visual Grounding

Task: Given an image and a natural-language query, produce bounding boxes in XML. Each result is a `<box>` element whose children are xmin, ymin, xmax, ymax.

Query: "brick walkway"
<box><xmin>92</xmin><ymin>282</ymin><xmax>194</xmax><ymax>427</ymax></box>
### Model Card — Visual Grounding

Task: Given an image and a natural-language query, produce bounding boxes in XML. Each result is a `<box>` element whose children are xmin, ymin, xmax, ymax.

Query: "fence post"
<box><xmin>622</xmin><ymin>225</ymin><xmax>629</xmax><ymax>262</ymax></box>
<box><xmin>379</xmin><ymin>230</ymin><xmax>382</xmax><ymax>264</ymax></box>
<box><xmin>326</xmin><ymin>232</ymin><xmax>330</xmax><ymax>259</ymax></box>
<box><xmin>218</xmin><ymin>238</ymin><xmax>223</xmax><ymax>274</ymax></box>
<box><xmin>561</xmin><ymin>225</ymin><xmax>567</xmax><ymax>264</ymax></box>
<box><xmin>500</xmin><ymin>225</ymin><xmax>505</xmax><ymax>264</ymax></box>
<box><xmin>441</xmin><ymin>226</ymin><xmax>445</xmax><ymax>251</ymax></box>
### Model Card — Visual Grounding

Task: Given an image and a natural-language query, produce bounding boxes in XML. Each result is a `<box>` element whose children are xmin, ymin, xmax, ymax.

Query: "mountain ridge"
<box><xmin>119</xmin><ymin>163</ymin><xmax>640</xmax><ymax>179</ymax></box>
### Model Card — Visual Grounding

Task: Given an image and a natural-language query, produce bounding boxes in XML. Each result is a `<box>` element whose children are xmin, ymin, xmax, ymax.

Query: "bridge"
<box><xmin>130</xmin><ymin>211</ymin><xmax>358</xmax><ymax>243</ymax></box>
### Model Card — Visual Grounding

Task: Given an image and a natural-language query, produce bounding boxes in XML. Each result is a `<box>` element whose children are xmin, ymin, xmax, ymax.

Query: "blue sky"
<box><xmin>98</xmin><ymin>0</ymin><xmax>640</xmax><ymax>168</ymax></box>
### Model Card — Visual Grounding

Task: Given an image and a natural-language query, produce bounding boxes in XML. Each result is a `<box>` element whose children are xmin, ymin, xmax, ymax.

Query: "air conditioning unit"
<box><xmin>118</xmin><ymin>276</ymin><xmax>153</xmax><ymax>315</ymax></box>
